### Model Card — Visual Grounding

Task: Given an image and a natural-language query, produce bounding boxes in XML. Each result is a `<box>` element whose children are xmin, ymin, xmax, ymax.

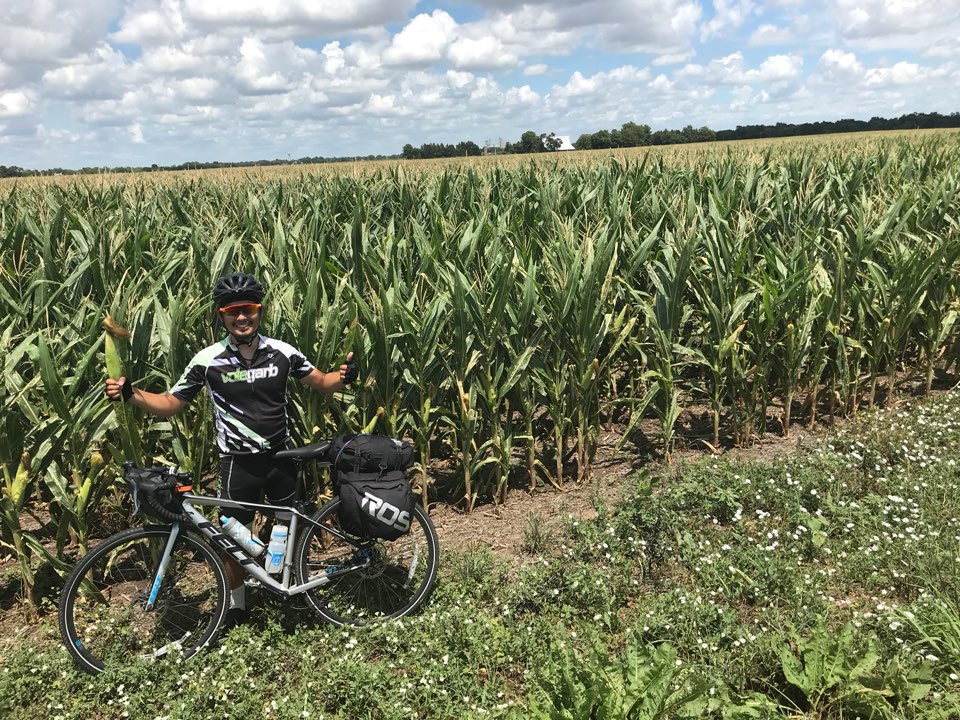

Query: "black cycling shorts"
<box><xmin>219</xmin><ymin>453</ymin><xmax>298</xmax><ymax>525</ymax></box>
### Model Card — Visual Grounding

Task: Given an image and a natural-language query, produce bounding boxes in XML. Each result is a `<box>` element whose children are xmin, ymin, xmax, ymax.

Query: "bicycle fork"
<box><xmin>145</xmin><ymin>523</ymin><xmax>181</xmax><ymax>611</ymax></box>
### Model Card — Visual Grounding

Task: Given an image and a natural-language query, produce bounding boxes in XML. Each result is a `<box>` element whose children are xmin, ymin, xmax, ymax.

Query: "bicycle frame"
<box><xmin>148</xmin><ymin>494</ymin><xmax>372</xmax><ymax>604</ymax></box>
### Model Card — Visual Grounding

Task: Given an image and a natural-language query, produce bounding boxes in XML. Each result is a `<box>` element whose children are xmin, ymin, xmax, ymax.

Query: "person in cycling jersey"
<box><xmin>104</xmin><ymin>272</ymin><xmax>357</xmax><ymax>626</ymax></box>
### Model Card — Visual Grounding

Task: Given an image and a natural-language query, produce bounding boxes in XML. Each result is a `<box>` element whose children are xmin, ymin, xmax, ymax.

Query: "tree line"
<box><xmin>400</xmin><ymin>123</ymin><xmax>714</xmax><ymax>156</ymax></box>
<box><xmin>715</xmin><ymin>111</ymin><xmax>960</xmax><ymax>141</ymax></box>
<box><xmin>573</xmin><ymin>123</ymin><xmax>715</xmax><ymax>149</ymax></box>
<box><xmin>401</xmin><ymin>133</ymin><xmax>565</xmax><ymax>159</ymax></box>
<box><xmin>400</xmin><ymin>141</ymin><xmax>482</xmax><ymax>159</ymax></box>
<box><xmin>400</xmin><ymin>111</ymin><xmax>960</xmax><ymax>158</ymax></box>
<box><xmin>3</xmin><ymin>112</ymin><xmax>958</xmax><ymax>178</ymax></box>
<box><xmin>0</xmin><ymin>153</ymin><xmax>399</xmax><ymax>179</ymax></box>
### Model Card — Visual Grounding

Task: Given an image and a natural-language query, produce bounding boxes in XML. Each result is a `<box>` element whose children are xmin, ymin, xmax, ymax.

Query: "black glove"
<box><xmin>342</xmin><ymin>357</ymin><xmax>358</xmax><ymax>385</ymax></box>
<box><xmin>107</xmin><ymin>379</ymin><xmax>134</xmax><ymax>403</ymax></box>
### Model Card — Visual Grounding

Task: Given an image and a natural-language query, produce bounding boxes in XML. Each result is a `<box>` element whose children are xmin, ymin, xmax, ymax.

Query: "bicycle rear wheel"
<box><xmin>58</xmin><ymin>526</ymin><xmax>229</xmax><ymax>674</ymax></box>
<box><xmin>294</xmin><ymin>498</ymin><xmax>439</xmax><ymax>625</ymax></box>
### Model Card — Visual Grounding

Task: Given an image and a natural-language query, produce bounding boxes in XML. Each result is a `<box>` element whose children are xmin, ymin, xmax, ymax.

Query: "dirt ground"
<box><xmin>426</xmin><ymin>417</ymin><xmax>816</xmax><ymax>565</ymax></box>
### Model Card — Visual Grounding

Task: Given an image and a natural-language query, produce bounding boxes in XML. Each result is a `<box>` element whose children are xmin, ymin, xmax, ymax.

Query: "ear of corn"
<box><xmin>103</xmin><ymin>316</ymin><xmax>142</xmax><ymax>466</ymax></box>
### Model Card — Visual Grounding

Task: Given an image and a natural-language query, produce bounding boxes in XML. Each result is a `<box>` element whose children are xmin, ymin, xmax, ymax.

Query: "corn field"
<box><xmin>2</xmin><ymin>133</ymin><xmax>960</xmax><ymax>606</ymax></box>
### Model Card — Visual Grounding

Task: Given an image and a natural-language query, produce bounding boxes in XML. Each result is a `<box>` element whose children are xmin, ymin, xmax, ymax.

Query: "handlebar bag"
<box><xmin>124</xmin><ymin>466</ymin><xmax>187</xmax><ymax>520</ymax></box>
<box><xmin>337</xmin><ymin>469</ymin><xmax>415</xmax><ymax>541</ymax></box>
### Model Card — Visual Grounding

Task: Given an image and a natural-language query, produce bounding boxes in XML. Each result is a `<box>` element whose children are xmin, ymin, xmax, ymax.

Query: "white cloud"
<box><xmin>445</xmin><ymin>70</ymin><xmax>474</xmax><ymax>89</ymax></box>
<box><xmin>753</xmin><ymin>53</ymin><xmax>802</xmax><ymax>82</ymax></box>
<box><xmin>833</xmin><ymin>0</ymin><xmax>959</xmax><ymax>39</ymax></box>
<box><xmin>36</xmin><ymin>124</ymin><xmax>86</xmax><ymax>144</ymax></box>
<box><xmin>701</xmin><ymin>0</ymin><xmax>758</xmax><ymax>40</ymax></box>
<box><xmin>562</xmin><ymin>71</ymin><xmax>599</xmax><ymax>98</ymax></box>
<box><xmin>598</xmin><ymin>0</ymin><xmax>703</xmax><ymax>55</ymax></box>
<box><xmin>176</xmin><ymin>77</ymin><xmax>221</xmax><ymax>102</ymax></box>
<box><xmin>449</xmin><ymin>37</ymin><xmax>517</xmax><ymax>71</ymax></box>
<box><xmin>677</xmin><ymin>52</ymin><xmax>746</xmax><ymax>82</ymax></box>
<box><xmin>0</xmin><ymin>89</ymin><xmax>34</xmax><ymax>117</ymax></box>
<box><xmin>469</xmin><ymin>0</ymin><xmax>702</xmax><ymax>58</ymax></box>
<box><xmin>42</xmin><ymin>45</ymin><xmax>132</xmax><ymax>100</ymax></box>
<box><xmin>469</xmin><ymin>77</ymin><xmax>501</xmax><ymax>103</ymax></box>
<box><xmin>749</xmin><ymin>23</ymin><xmax>794</xmax><ymax>45</ymax></box>
<box><xmin>649</xmin><ymin>74</ymin><xmax>675</xmax><ymax>92</ymax></box>
<box><xmin>366</xmin><ymin>93</ymin><xmax>409</xmax><ymax>116</ymax></box>
<box><xmin>550</xmin><ymin>66</ymin><xmax>651</xmax><ymax>106</ymax></box>
<box><xmin>182</xmin><ymin>0</ymin><xmax>417</xmax><ymax>37</ymax></box>
<box><xmin>141</xmin><ymin>45</ymin><xmax>210</xmax><ymax>75</ymax></box>
<box><xmin>235</xmin><ymin>37</ymin><xmax>295</xmax><ymax>94</ymax></box>
<box><xmin>111</xmin><ymin>0</ymin><xmax>188</xmax><ymax>46</ymax></box>
<box><xmin>322</xmin><ymin>42</ymin><xmax>347</xmax><ymax>74</ymax></box>
<box><xmin>677</xmin><ymin>51</ymin><xmax>801</xmax><ymax>87</ymax></box>
<box><xmin>383</xmin><ymin>10</ymin><xmax>458</xmax><ymax>67</ymax></box>
<box><xmin>524</xmin><ymin>64</ymin><xmax>549</xmax><ymax>76</ymax></box>
<box><xmin>484</xmin><ymin>6</ymin><xmax>579</xmax><ymax>56</ymax></box>
<box><xmin>504</xmin><ymin>85</ymin><xmax>540</xmax><ymax>106</ymax></box>
<box><xmin>158</xmin><ymin>105</ymin><xmax>221</xmax><ymax>125</ymax></box>
<box><xmin>0</xmin><ymin>0</ymin><xmax>117</xmax><ymax>83</ymax></box>
<box><xmin>817</xmin><ymin>49</ymin><xmax>864</xmax><ymax>82</ymax></box>
<box><xmin>727</xmin><ymin>84</ymin><xmax>756</xmax><ymax>111</ymax></box>
<box><xmin>129</xmin><ymin>122</ymin><xmax>145</xmax><ymax>143</ymax></box>
<box><xmin>762</xmin><ymin>0</ymin><xmax>806</xmax><ymax>9</ymax></box>
<box><xmin>77</xmin><ymin>95</ymin><xmax>140</xmax><ymax>127</ymax></box>
<box><xmin>653</xmin><ymin>51</ymin><xmax>696</xmax><ymax>66</ymax></box>
<box><xmin>923</xmin><ymin>34</ymin><xmax>960</xmax><ymax>58</ymax></box>
<box><xmin>864</xmin><ymin>61</ymin><xmax>924</xmax><ymax>86</ymax></box>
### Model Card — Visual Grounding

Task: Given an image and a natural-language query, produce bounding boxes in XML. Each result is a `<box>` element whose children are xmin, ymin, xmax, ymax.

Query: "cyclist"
<box><xmin>104</xmin><ymin>272</ymin><xmax>358</xmax><ymax>626</ymax></box>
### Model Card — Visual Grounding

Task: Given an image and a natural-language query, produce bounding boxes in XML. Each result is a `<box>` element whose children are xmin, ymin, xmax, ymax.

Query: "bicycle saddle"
<box><xmin>273</xmin><ymin>440</ymin><xmax>333</xmax><ymax>461</ymax></box>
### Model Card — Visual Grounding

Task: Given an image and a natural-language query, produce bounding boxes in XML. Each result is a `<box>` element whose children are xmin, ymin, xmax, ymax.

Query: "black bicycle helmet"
<box><xmin>212</xmin><ymin>272</ymin><xmax>264</xmax><ymax>306</ymax></box>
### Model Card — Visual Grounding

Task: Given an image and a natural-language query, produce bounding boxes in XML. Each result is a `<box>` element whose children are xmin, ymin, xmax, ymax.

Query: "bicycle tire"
<box><xmin>294</xmin><ymin>498</ymin><xmax>439</xmax><ymax>625</ymax></box>
<box><xmin>58</xmin><ymin>526</ymin><xmax>229</xmax><ymax>674</ymax></box>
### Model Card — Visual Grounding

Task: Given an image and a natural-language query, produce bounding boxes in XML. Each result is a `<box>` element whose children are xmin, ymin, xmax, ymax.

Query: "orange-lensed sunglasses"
<box><xmin>219</xmin><ymin>302</ymin><xmax>262</xmax><ymax>317</ymax></box>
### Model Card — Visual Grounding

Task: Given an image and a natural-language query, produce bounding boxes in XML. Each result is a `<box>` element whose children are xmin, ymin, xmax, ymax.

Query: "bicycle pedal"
<box><xmin>244</xmin><ymin>578</ymin><xmax>263</xmax><ymax>590</ymax></box>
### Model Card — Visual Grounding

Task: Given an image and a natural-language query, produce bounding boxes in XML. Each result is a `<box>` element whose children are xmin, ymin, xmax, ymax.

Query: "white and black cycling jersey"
<box><xmin>169</xmin><ymin>335</ymin><xmax>315</xmax><ymax>455</ymax></box>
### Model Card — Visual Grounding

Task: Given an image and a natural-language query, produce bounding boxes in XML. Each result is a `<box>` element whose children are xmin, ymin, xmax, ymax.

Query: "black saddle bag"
<box><xmin>337</xmin><ymin>469</ymin><xmax>415</xmax><ymax>541</ymax></box>
<box><xmin>328</xmin><ymin>435</ymin><xmax>417</xmax><ymax>540</ymax></box>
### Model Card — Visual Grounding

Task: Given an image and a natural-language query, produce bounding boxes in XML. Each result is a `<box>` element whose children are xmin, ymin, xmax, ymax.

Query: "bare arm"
<box><xmin>105</xmin><ymin>377</ymin><xmax>187</xmax><ymax>417</ymax></box>
<box><xmin>300</xmin><ymin>351</ymin><xmax>356</xmax><ymax>394</ymax></box>
<box><xmin>300</xmin><ymin>368</ymin><xmax>345</xmax><ymax>393</ymax></box>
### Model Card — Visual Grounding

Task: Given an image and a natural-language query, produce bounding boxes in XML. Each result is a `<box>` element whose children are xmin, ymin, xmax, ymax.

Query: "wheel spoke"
<box><xmin>296</xmin><ymin>499</ymin><xmax>439</xmax><ymax>625</ymax></box>
<box><xmin>59</xmin><ymin>528</ymin><xmax>227</xmax><ymax>673</ymax></box>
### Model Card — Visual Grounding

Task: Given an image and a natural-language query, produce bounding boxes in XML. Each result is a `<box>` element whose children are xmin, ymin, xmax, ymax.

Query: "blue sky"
<box><xmin>1</xmin><ymin>0</ymin><xmax>958</xmax><ymax>170</ymax></box>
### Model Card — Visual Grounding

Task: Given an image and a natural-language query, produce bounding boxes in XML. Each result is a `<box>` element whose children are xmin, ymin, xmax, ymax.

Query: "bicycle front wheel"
<box><xmin>58</xmin><ymin>526</ymin><xmax>229</xmax><ymax>674</ymax></box>
<box><xmin>295</xmin><ymin>498</ymin><xmax>439</xmax><ymax>625</ymax></box>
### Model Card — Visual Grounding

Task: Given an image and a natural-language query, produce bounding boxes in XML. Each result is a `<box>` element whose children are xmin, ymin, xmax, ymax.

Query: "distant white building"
<box><xmin>555</xmin><ymin>135</ymin><xmax>576</xmax><ymax>151</ymax></box>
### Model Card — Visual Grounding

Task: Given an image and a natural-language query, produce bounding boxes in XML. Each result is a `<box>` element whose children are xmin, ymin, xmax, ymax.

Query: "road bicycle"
<box><xmin>57</xmin><ymin>440</ymin><xmax>440</xmax><ymax>674</ymax></box>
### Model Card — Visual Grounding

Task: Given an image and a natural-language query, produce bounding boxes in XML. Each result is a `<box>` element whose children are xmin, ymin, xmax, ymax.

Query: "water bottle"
<box><xmin>264</xmin><ymin>524</ymin><xmax>288</xmax><ymax>574</ymax></box>
<box><xmin>220</xmin><ymin>516</ymin><xmax>265</xmax><ymax>557</ymax></box>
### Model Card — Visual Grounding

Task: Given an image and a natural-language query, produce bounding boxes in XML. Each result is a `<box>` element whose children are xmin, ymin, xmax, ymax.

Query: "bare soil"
<box><xmin>426</xmin><ymin>420</ymin><xmax>813</xmax><ymax>568</ymax></box>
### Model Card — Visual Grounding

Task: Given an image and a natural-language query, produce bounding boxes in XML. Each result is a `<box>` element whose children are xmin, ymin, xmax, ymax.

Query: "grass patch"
<box><xmin>6</xmin><ymin>392</ymin><xmax>960</xmax><ymax>718</ymax></box>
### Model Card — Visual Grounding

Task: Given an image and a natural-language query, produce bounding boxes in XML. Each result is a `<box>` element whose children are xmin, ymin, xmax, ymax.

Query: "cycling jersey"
<box><xmin>170</xmin><ymin>335</ymin><xmax>315</xmax><ymax>454</ymax></box>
